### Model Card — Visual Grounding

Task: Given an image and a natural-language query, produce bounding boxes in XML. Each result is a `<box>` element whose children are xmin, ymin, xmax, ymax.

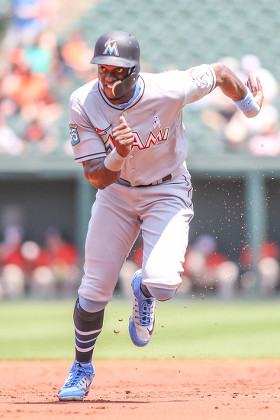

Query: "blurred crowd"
<box><xmin>0</xmin><ymin>0</ymin><xmax>95</xmax><ymax>157</ymax></box>
<box><xmin>119</xmin><ymin>233</ymin><xmax>280</xmax><ymax>300</ymax></box>
<box><xmin>2</xmin><ymin>225</ymin><xmax>279</xmax><ymax>300</ymax></box>
<box><xmin>0</xmin><ymin>225</ymin><xmax>81</xmax><ymax>299</ymax></box>
<box><xmin>0</xmin><ymin>1</ymin><xmax>280</xmax><ymax>300</ymax></box>
<box><xmin>0</xmin><ymin>1</ymin><xmax>279</xmax><ymax>157</ymax></box>
<box><xmin>197</xmin><ymin>54</ymin><xmax>280</xmax><ymax>155</ymax></box>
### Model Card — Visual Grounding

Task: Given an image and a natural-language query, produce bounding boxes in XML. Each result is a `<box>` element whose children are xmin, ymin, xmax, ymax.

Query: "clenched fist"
<box><xmin>112</xmin><ymin>116</ymin><xmax>134</xmax><ymax>157</ymax></box>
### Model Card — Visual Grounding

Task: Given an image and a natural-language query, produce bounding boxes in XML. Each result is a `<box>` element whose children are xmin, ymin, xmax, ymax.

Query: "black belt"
<box><xmin>118</xmin><ymin>174</ymin><xmax>172</xmax><ymax>188</ymax></box>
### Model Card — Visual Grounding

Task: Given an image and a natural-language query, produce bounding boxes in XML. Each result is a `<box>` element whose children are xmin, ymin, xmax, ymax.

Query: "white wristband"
<box><xmin>104</xmin><ymin>148</ymin><xmax>126</xmax><ymax>172</ymax></box>
<box><xmin>234</xmin><ymin>87</ymin><xmax>260</xmax><ymax>118</ymax></box>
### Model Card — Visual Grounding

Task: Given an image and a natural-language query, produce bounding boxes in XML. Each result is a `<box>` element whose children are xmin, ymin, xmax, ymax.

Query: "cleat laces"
<box><xmin>135</xmin><ymin>299</ymin><xmax>154</xmax><ymax>326</ymax></box>
<box><xmin>65</xmin><ymin>363</ymin><xmax>91</xmax><ymax>389</ymax></box>
<box><xmin>129</xmin><ymin>270</ymin><xmax>156</xmax><ymax>347</ymax></box>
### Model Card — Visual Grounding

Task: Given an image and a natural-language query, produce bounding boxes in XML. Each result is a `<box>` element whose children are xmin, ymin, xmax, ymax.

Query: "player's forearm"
<box><xmin>211</xmin><ymin>62</ymin><xmax>262</xmax><ymax>118</ymax></box>
<box><xmin>211</xmin><ymin>62</ymin><xmax>247</xmax><ymax>101</ymax></box>
<box><xmin>83</xmin><ymin>158</ymin><xmax>120</xmax><ymax>190</ymax></box>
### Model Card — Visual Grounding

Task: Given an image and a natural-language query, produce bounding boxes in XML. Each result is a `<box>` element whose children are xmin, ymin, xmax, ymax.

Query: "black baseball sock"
<box><xmin>73</xmin><ymin>298</ymin><xmax>104</xmax><ymax>363</ymax></box>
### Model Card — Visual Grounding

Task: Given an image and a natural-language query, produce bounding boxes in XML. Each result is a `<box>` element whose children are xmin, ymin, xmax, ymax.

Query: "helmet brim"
<box><xmin>90</xmin><ymin>55</ymin><xmax>137</xmax><ymax>69</ymax></box>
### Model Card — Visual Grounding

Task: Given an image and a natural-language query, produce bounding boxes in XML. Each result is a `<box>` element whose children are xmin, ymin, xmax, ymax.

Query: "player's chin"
<box><xmin>103</xmin><ymin>86</ymin><xmax>115</xmax><ymax>99</ymax></box>
<box><xmin>104</xmin><ymin>91</ymin><xmax>121</xmax><ymax>103</ymax></box>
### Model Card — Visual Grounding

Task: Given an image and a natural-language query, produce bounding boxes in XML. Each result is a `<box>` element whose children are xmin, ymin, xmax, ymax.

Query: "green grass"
<box><xmin>0</xmin><ymin>298</ymin><xmax>279</xmax><ymax>360</ymax></box>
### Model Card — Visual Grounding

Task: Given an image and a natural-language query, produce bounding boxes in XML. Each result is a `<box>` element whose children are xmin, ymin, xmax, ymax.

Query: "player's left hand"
<box><xmin>245</xmin><ymin>73</ymin><xmax>264</xmax><ymax>109</ymax></box>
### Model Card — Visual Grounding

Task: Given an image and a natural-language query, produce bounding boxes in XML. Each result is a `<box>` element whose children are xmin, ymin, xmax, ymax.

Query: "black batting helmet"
<box><xmin>91</xmin><ymin>31</ymin><xmax>140</xmax><ymax>71</ymax></box>
<box><xmin>91</xmin><ymin>31</ymin><xmax>140</xmax><ymax>98</ymax></box>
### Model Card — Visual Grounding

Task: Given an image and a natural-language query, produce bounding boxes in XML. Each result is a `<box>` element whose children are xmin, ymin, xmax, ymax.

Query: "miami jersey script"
<box><xmin>69</xmin><ymin>64</ymin><xmax>216</xmax><ymax>186</ymax></box>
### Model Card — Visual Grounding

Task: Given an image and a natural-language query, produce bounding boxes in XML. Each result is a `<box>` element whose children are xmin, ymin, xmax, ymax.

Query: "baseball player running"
<box><xmin>58</xmin><ymin>31</ymin><xmax>263</xmax><ymax>401</ymax></box>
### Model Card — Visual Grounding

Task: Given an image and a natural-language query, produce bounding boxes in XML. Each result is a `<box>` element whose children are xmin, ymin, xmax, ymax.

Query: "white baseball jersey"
<box><xmin>70</xmin><ymin>64</ymin><xmax>216</xmax><ymax>303</ymax></box>
<box><xmin>69</xmin><ymin>64</ymin><xmax>216</xmax><ymax>186</ymax></box>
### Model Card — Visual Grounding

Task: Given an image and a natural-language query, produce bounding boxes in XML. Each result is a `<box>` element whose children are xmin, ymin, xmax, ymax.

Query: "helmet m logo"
<box><xmin>103</xmin><ymin>39</ymin><xmax>119</xmax><ymax>56</ymax></box>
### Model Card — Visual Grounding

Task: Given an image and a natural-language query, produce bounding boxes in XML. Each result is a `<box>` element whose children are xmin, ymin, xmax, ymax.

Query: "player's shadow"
<box><xmin>15</xmin><ymin>398</ymin><xmax>190</xmax><ymax>405</ymax></box>
<box><xmin>15</xmin><ymin>399</ymin><xmax>149</xmax><ymax>405</ymax></box>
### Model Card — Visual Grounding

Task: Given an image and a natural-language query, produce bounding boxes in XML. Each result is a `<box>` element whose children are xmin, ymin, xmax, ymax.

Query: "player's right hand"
<box><xmin>112</xmin><ymin>116</ymin><xmax>134</xmax><ymax>157</ymax></box>
<box><xmin>245</xmin><ymin>73</ymin><xmax>264</xmax><ymax>110</ymax></box>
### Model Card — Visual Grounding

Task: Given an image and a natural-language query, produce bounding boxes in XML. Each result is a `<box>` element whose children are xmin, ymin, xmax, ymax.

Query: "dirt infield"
<box><xmin>0</xmin><ymin>360</ymin><xmax>279</xmax><ymax>420</ymax></box>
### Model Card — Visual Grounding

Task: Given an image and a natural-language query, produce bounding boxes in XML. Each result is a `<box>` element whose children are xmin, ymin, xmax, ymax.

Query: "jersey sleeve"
<box><xmin>182</xmin><ymin>64</ymin><xmax>216</xmax><ymax>105</ymax></box>
<box><xmin>69</xmin><ymin>95</ymin><xmax>106</xmax><ymax>163</ymax></box>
